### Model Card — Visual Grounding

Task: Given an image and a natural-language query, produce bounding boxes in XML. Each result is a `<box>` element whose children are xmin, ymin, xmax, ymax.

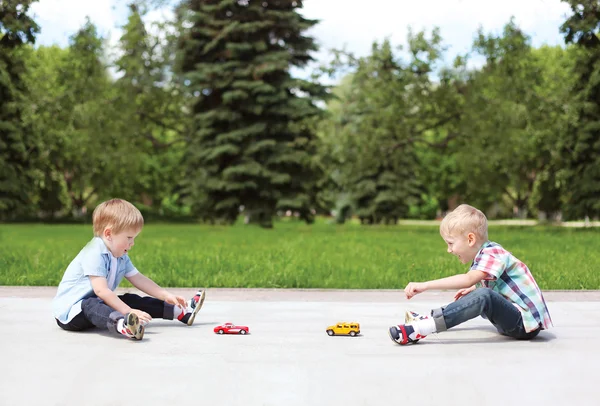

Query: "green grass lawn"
<box><xmin>0</xmin><ymin>221</ymin><xmax>598</xmax><ymax>289</ymax></box>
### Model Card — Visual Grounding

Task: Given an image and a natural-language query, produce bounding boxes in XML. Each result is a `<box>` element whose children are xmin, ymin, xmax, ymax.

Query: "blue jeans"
<box><xmin>55</xmin><ymin>293</ymin><xmax>177</xmax><ymax>335</ymax></box>
<box><xmin>431</xmin><ymin>288</ymin><xmax>541</xmax><ymax>340</ymax></box>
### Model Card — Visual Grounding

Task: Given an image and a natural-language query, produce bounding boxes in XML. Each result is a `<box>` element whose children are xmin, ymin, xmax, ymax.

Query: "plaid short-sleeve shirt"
<box><xmin>471</xmin><ymin>241</ymin><xmax>552</xmax><ymax>332</ymax></box>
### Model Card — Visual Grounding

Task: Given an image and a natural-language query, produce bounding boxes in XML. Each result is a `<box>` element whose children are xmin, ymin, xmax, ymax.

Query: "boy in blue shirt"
<box><xmin>53</xmin><ymin>198</ymin><xmax>205</xmax><ymax>340</ymax></box>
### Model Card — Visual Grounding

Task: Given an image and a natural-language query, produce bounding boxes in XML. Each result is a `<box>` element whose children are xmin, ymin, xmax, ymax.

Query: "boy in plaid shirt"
<box><xmin>389</xmin><ymin>204</ymin><xmax>552</xmax><ymax>345</ymax></box>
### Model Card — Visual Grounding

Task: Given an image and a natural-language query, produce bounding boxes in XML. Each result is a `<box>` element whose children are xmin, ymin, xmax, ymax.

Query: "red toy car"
<box><xmin>214</xmin><ymin>322</ymin><xmax>249</xmax><ymax>335</ymax></box>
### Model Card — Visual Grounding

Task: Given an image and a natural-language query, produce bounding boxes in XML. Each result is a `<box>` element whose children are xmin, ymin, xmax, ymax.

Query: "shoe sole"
<box><xmin>125</xmin><ymin>313</ymin><xmax>144</xmax><ymax>340</ymax></box>
<box><xmin>135</xmin><ymin>324</ymin><xmax>145</xmax><ymax>340</ymax></box>
<box><xmin>388</xmin><ymin>326</ymin><xmax>401</xmax><ymax>345</ymax></box>
<box><xmin>389</xmin><ymin>325</ymin><xmax>419</xmax><ymax>345</ymax></box>
<box><xmin>187</xmin><ymin>290</ymin><xmax>206</xmax><ymax>326</ymax></box>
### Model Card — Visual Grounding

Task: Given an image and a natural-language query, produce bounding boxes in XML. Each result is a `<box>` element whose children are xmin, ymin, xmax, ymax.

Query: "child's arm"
<box><xmin>126</xmin><ymin>273</ymin><xmax>187</xmax><ymax>309</ymax></box>
<box><xmin>454</xmin><ymin>285</ymin><xmax>477</xmax><ymax>301</ymax></box>
<box><xmin>89</xmin><ymin>276</ymin><xmax>152</xmax><ymax>323</ymax></box>
<box><xmin>404</xmin><ymin>270</ymin><xmax>486</xmax><ymax>299</ymax></box>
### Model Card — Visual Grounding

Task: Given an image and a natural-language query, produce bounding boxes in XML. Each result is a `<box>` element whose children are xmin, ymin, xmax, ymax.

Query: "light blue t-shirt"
<box><xmin>52</xmin><ymin>237</ymin><xmax>139</xmax><ymax>323</ymax></box>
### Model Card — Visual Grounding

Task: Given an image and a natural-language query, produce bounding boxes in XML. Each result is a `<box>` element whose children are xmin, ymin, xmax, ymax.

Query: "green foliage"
<box><xmin>113</xmin><ymin>3</ymin><xmax>186</xmax><ymax>210</ymax></box>
<box><xmin>451</xmin><ymin>21</ymin><xmax>574</xmax><ymax>219</ymax></box>
<box><xmin>3</xmin><ymin>2</ymin><xmax>600</xmax><ymax>225</ymax></box>
<box><xmin>19</xmin><ymin>10</ymin><xmax>187</xmax><ymax>219</ymax></box>
<box><xmin>23</xmin><ymin>45</ymin><xmax>71</xmax><ymax>216</ymax></box>
<box><xmin>560</xmin><ymin>0</ymin><xmax>600</xmax><ymax>219</ymax></box>
<box><xmin>28</xmin><ymin>21</ymin><xmax>132</xmax><ymax>215</ymax></box>
<box><xmin>318</xmin><ymin>31</ymin><xmax>465</xmax><ymax>223</ymax></box>
<box><xmin>318</xmin><ymin>19</ymin><xmax>577</xmax><ymax>222</ymax></box>
<box><xmin>0</xmin><ymin>0</ymin><xmax>40</xmax><ymax>220</ymax></box>
<box><xmin>177</xmin><ymin>0</ymin><xmax>327</xmax><ymax>228</ymax></box>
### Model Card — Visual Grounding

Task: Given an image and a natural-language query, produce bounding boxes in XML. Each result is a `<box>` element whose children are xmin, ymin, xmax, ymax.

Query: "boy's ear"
<box><xmin>467</xmin><ymin>232</ymin><xmax>477</xmax><ymax>246</ymax></box>
<box><xmin>103</xmin><ymin>227</ymin><xmax>112</xmax><ymax>240</ymax></box>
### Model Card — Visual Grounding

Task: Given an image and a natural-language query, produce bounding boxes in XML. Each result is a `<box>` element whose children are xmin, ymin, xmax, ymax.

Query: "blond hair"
<box><xmin>92</xmin><ymin>199</ymin><xmax>144</xmax><ymax>237</ymax></box>
<box><xmin>440</xmin><ymin>204</ymin><xmax>488</xmax><ymax>242</ymax></box>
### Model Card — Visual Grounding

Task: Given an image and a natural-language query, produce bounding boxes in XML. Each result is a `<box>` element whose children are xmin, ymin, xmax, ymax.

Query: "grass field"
<box><xmin>1</xmin><ymin>222</ymin><xmax>598</xmax><ymax>289</ymax></box>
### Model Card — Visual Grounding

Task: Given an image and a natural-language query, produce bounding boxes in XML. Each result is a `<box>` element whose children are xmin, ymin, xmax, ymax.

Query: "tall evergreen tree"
<box><xmin>177</xmin><ymin>0</ymin><xmax>327</xmax><ymax>227</ymax></box>
<box><xmin>0</xmin><ymin>0</ymin><xmax>40</xmax><ymax>219</ymax></box>
<box><xmin>560</xmin><ymin>0</ymin><xmax>600</xmax><ymax>219</ymax></box>
<box><xmin>114</xmin><ymin>3</ymin><xmax>186</xmax><ymax>211</ymax></box>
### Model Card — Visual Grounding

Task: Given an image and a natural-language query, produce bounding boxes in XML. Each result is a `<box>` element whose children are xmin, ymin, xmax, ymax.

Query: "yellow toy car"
<box><xmin>326</xmin><ymin>322</ymin><xmax>360</xmax><ymax>337</ymax></box>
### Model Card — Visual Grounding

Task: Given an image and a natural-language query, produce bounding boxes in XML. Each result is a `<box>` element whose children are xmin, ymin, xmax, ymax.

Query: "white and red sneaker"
<box><xmin>120</xmin><ymin>313</ymin><xmax>144</xmax><ymax>340</ymax></box>
<box><xmin>178</xmin><ymin>290</ymin><xmax>206</xmax><ymax>326</ymax></box>
<box><xmin>388</xmin><ymin>324</ymin><xmax>426</xmax><ymax>345</ymax></box>
<box><xmin>405</xmin><ymin>310</ymin><xmax>430</xmax><ymax>323</ymax></box>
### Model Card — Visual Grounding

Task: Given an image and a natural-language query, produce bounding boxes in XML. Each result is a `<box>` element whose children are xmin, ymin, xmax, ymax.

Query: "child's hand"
<box><xmin>453</xmin><ymin>285</ymin><xmax>476</xmax><ymax>301</ymax></box>
<box><xmin>130</xmin><ymin>309</ymin><xmax>152</xmax><ymax>325</ymax></box>
<box><xmin>404</xmin><ymin>282</ymin><xmax>427</xmax><ymax>299</ymax></box>
<box><xmin>164</xmin><ymin>294</ymin><xmax>187</xmax><ymax>310</ymax></box>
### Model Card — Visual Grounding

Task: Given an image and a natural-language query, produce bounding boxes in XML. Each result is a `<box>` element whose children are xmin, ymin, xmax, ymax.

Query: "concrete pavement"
<box><xmin>0</xmin><ymin>287</ymin><xmax>598</xmax><ymax>406</ymax></box>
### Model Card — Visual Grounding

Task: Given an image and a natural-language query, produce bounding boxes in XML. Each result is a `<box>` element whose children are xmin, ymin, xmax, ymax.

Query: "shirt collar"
<box><xmin>471</xmin><ymin>240</ymin><xmax>492</xmax><ymax>266</ymax></box>
<box><xmin>479</xmin><ymin>240</ymin><xmax>492</xmax><ymax>251</ymax></box>
<box><xmin>92</xmin><ymin>236</ymin><xmax>112</xmax><ymax>257</ymax></box>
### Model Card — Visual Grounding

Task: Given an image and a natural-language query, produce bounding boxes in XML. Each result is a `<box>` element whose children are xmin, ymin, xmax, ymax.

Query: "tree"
<box><xmin>528</xmin><ymin>45</ymin><xmax>576</xmax><ymax>220</ymax></box>
<box><xmin>318</xmin><ymin>30</ymin><xmax>465</xmax><ymax>223</ymax></box>
<box><xmin>177</xmin><ymin>0</ymin><xmax>327</xmax><ymax>227</ymax></box>
<box><xmin>330</xmin><ymin>41</ymin><xmax>423</xmax><ymax>224</ymax></box>
<box><xmin>457</xmin><ymin>20</ymin><xmax>572</xmax><ymax>218</ymax></box>
<box><xmin>41</xmin><ymin>20</ymin><xmax>133</xmax><ymax>215</ymax></box>
<box><xmin>114</xmin><ymin>2</ymin><xmax>187</xmax><ymax>213</ymax></box>
<box><xmin>0</xmin><ymin>0</ymin><xmax>40</xmax><ymax>219</ymax></box>
<box><xmin>560</xmin><ymin>0</ymin><xmax>600</xmax><ymax>219</ymax></box>
<box><xmin>22</xmin><ymin>45</ymin><xmax>71</xmax><ymax>217</ymax></box>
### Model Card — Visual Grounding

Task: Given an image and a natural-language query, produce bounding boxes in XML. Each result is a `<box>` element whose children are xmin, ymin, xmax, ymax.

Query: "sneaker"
<box><xmin>405</xmin><ymin>310</ymin><xmax>429</xmax><ymax>323</ymax></box>
<box><xmin>121</xmin><ymin>313</ymin><xmax>144</xmax><ymax>340</ymax></box>
<box><xmin>179</xmin><ymin>290</ymin><xmax>206</xmax><ymax>326</ymax></box>
<box><xmin>388</xmin><ymin>324</ymin><xmax>425</xmax><ymax>345</ymax></box>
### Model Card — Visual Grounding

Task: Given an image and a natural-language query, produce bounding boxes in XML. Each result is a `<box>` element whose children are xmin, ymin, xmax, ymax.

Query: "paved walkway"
<box><xmin>1</xmin><ymin>287</ymin><xmax>598</xmax><ymax>406</ymax></box>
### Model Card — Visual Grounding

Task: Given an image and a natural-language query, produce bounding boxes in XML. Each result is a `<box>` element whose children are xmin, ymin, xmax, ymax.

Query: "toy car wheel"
<box><xmin>327</xmin><ymin>329</ymin><xmax>334</xmax><ymax>336</ymax></box>
<box><xmin>349</xmin><ymin>331</ymin><xmax>356</xmax><ymax>337</ymax></box>
<box><xmin>240</xmin><ymin>329</ymin><xmax>247</xmax><ymax>335</ymax></box>
<box><xmin>218</xmin><ymin>329</ymin><xmax>224</xmax><ymax>334</ymax></box>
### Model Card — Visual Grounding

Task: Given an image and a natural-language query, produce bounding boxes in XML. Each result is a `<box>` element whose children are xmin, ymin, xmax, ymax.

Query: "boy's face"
<box><xmin>442</xmin><ymin>232</ymin><xmax>479</xmax><ymax>265</ymax></box>
<box><xmin>103</xmin><ymin>227</ymin><xmax>141</xmax><ymax>258</ymax></box>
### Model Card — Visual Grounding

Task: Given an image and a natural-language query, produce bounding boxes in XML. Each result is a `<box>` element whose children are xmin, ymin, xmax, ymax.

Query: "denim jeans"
<box><xmin>56</xmin><ymin>293</ymin><xmax>176</xmax><ymax>334</ymax></box>
<box><xmin>431</xmin><ymin>288</ymin><xmax>540</xmax><ymax>340</ymax></box>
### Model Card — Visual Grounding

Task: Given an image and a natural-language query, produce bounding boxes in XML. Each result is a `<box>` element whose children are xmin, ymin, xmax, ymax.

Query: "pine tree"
<box><xmin>177</xmin><ymin>0</ymin><xmax>326</xmax><ymax>227</ymax></box>
<box><xmin>0</xmin><ymin>0</ymin><xmax>40</xmax><ymax>219</ymax></box>
<box><xmin>560</xmin><ymin>0</ymin><xmax>600</xmax><ymax>219</ymax></box>
<box><xmin>114</xmin><ymin>3</ymin><xmax>186</xmax><ymax>210</ymax></box>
